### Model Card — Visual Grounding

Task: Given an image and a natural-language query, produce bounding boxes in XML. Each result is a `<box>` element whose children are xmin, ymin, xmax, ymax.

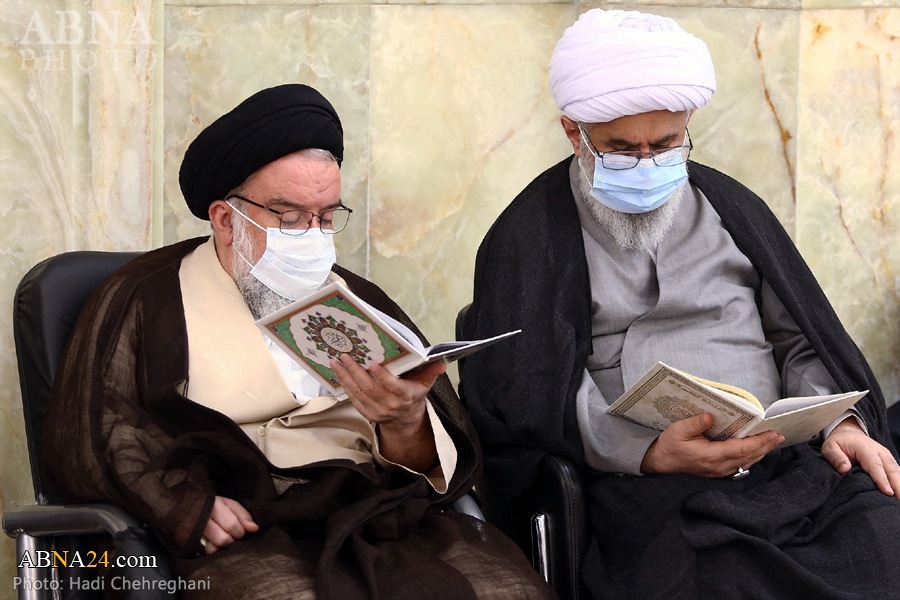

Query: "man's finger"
<box><xmin>736</xmin><ymin>431</ymin><xmax>782</xmax><ymax>456</ymax></box>
<box><xmin>885</xmin><ymin>460</ymin><xmax>900</xmax><ymax>499</ymax></box>
<box><xmin>200</xmin><ymin>537</ymin><xmax>218</xmax><ymax>555</ymax></box>
<box><xmin>860</xmin><ymin>449</ymin><xmax>897</xmax><ymax>497</ymax></box>
<box><xmin>865</xmin><ymin>460</ymin><xmax>894</xmax><ymax>497</ymax></box>
<box><xmin>204</xmin><ymin>520</ymin><xmax>234</xmax><ymax>549</ymax></box>
<box><xmin>331</xmin><ymin>355</ymin><xmax>374</xmax><ymax>395</ymax></box>
<box><xmin>211</xmin><ymin>502</ymin><xmax>246</xmax><ymax>539</ymax></box>
<box><xmin>398</xmin><ymin>360</ymin><xmax>447</xmax><ymax>386</ymax></box>
<box><xmin>821</xmin><ymin>441</ymin><xmax>853</xmax><ymax>474</ymax></box>
<box><xmin>223</xmin><ymin>497</ymin><xmax>259</xmax><ymax>532</ymax></box>
<box><xmin>744</xmin><ymin>434</ymin><xmax>782</xmax><ymax>466</ymax></box>
<box><xmin>366</xmin><ymin>362</ymin><xmax>410</xmax><ymax>396</ymax></box>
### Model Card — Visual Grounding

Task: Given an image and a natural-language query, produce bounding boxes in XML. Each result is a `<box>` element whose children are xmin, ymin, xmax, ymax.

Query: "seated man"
<box><xmin>43</xmin><ymin>83</ymin><xmax>553</xmax><ymax>600</ymax></box>
<box><xmin>461</xmin><ymin>9</ymin><xmax>900</xmax><ymax>600</ymax></box>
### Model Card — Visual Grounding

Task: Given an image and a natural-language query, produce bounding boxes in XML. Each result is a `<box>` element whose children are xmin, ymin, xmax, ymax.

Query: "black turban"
<box><xmin>179</xmin><ymin>83</ymin><xmax>344</xmax><ymax>220</ymax></box>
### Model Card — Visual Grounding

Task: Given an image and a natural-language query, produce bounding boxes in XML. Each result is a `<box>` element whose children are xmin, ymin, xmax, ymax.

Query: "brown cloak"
<box><xmin>43</xmin><ymin>236</ymin><xmax>553</xmax><ymax>600</ymax></box>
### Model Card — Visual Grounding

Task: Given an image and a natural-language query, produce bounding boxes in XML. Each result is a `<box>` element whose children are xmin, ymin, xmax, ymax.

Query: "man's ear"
<box><xmin>561</xmin><ymin>116</ymin><xmax>583</xmax><ymax>157</ymax></box>
<box><xmin>208</xmin><ymin>200</ymin><xmax>234</xmax><ymax>247</ymax></box>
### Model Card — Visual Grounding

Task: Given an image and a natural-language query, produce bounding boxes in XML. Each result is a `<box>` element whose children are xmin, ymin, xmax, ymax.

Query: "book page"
<box><xmin>607</xmin><ymin>362</ymin><xmax>761</xmax><ymax>441</ymax></box>
<box><xmin>742</xmin><ymin>390</ymin><xmax>867</xmax><ymax>446</ymax></box>
<box><xmin>679</xmin><ymin>373</ymin><xmax>764</xmax><ymax>411</ymax></box>
<box><xmin>367</xmin><ymin>304</ymin><xmax>425</xmax><ymax>352</ymax></box>
<box><xmin>763</xmin><ymin>391</ymin><xmax>864</xmax><ymax>418</ymax></box>
<box><xmin>424</xmin><ymin>330</ymin><xmax>522</xmax><ymax>361</ymax></box>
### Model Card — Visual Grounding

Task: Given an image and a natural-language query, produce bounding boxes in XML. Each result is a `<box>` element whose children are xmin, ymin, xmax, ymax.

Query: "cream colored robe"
<box><xmin>179</xmin><ymin>238</ymin><xmax>456</xmax><ymax>492</ymax></box>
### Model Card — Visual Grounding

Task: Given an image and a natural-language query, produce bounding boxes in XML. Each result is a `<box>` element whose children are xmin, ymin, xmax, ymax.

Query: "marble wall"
<box><xmin>1</xmin><ymin>0</ymin><xmax>899</xmax><ymax>594</ymax></box>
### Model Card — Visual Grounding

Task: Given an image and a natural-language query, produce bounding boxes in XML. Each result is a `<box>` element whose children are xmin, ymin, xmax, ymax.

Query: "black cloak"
<box><xmin>462</xmin><ymin>157</ymin><xmax>900</xmax><ymax>599</ymax></box>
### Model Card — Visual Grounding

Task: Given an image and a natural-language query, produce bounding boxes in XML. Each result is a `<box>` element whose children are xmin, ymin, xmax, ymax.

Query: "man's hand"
<box><xmin>821</xmin><ymin>417</ymin><xmax>900</xmax><ymax>498</ymax></box>
<box><xmin>201</xmin><ymin>496</ymin><xmax>259</xmax><ymax>555</ymax></box>
<box><xmin>330</xmin><ymin>354</ymin><xmax>445</xmax><ymax>473</ymax></box>
<box><xmin>641</xmin><ymin>413</ymin><xmax>783</xmax><ymax>477</ymax></box>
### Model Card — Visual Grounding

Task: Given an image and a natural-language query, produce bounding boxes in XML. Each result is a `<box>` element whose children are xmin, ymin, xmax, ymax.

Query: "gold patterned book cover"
<box><xmin>606</xmin><ymin>362</ymin><xmax>866</xmax><ymax>447</ymax></box>
<box><xmin>257</xmin><ymin>280</ymin><xmax>520</xmax><ymax>397</ymax></box>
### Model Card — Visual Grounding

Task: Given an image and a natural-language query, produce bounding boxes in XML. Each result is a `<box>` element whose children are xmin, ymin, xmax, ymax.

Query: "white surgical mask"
<box><xmin>580</xmin><ymin>127</ymin><xmax>688</xmax><ymax>214</ymax></box>
<box><xmin>229</xmin><ymin>202</ymin><xmax>336</xmax><ymax>300</ymax></box>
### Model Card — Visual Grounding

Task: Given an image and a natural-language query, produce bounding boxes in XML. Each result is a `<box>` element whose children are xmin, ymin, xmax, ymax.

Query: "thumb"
<box><xmin>401</xmin><ymin>359</ymin><xmax>447</xmax><ymax>386</ymax></box>
<box><xmin>679</xmin><ymin>413</ymin><xmax>713</xmax><ymax>438</ymax></box>
<box><xmin>822</xmin><ymin>439</ymin><xmax>853</xmax><ymax>474</ymax></box>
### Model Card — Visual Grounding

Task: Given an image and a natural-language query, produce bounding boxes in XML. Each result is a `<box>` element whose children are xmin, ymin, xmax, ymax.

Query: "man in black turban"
<box><xmin>179</xmin><ymin>84</ymin><xmax>345</xmax><ymax>219</ymax></box>
<box><xmin>43</xmin><ymin>84</ymin><xmax>553</xmax><ymax>599</ymax></box>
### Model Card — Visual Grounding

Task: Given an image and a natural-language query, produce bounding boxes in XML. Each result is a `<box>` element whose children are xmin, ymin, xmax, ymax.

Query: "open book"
<box><xmin>606</xmin><ymin>362</ymin><xmax>867</xmax><ymax>447</ymax></box>
<box><xmin>256</xmin><ymin>280</ymin><xmax>520</xmax><ymax>396</ymax></box>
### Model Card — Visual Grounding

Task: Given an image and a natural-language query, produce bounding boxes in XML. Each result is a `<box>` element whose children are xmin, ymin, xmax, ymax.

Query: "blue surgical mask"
<box><xmin>580</xmin><ymin>129</ymin><xmax>688</xmax><ymax>214</ymax></box>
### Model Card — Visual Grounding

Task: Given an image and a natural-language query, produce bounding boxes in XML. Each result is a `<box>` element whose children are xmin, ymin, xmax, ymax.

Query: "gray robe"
<box><xmin>569</xmin><ymin>159</ymin><xmax>845</xmax><ymax>475</ymax></box>
<box><xmin>462</xmin><ymin>157</ymin><xmax>900</xmax><ymax>599</ymax></box>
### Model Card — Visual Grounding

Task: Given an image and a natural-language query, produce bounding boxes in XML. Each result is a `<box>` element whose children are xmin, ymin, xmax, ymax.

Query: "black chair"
<box><xmin>4</xmin><ymin>251</ymin><xmax>174</xmax><ymax>599</ymax></box>
<box><xmin>887</xmin><ymin>402</ymin><xmax>900</xmax><ymax>453</ymax></box>
<box><xmin>455</xmin><ymin>305</ymin><xmax>591</xmax><ymax>599</ymax></box>
<box><xmin>4</xmin><ymin>250</ymin><xmax>485</xmax><ymax>600</ymax></box>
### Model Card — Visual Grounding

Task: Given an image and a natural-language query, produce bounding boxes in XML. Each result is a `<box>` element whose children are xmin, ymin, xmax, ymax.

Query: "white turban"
<box><xmin>549</xmin><ymin>9</ymin><xmax>716</xmax><ymax>123</ymax></box>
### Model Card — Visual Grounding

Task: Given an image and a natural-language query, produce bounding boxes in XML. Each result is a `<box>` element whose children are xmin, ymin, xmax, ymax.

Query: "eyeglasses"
<box><xmin>581</xmin><ymin>127</ymin><xmax>693</xmax><ymax>171</ymax></box>
<box><xmin>226</xmin><ymin>194</ymin><xmax>353</xmax><ymax>235</ymax></box>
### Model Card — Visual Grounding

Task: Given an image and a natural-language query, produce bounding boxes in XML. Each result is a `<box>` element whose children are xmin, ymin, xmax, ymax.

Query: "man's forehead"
<box><xmin>243</xmin><ymin>157</ymin><xmax>342</xmax><ymax>208</ymax></box>
<box><xmin>587</xmin><ymin>111</ymin><xmax>687</xmax><ymax>142</ymax></box>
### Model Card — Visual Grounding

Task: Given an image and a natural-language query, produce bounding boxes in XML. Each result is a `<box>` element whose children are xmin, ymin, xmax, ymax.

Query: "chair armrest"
<box><xmin>5</xmin><ymin>503</ymin><xmax>177</xmax><ymax>600</ymax></box>
<box><xmin>532</xmin><ymin>455</ymin><xmax>590</xmax><ymax>600</ymax></box>
<box><xmin>3</xmin><ymin>503</ymin><xmax>143</xmax><ymax>539</ymax></box>
<box><xmin>447</xmin><ymin>491</ymin><xmax>485</xmax><ymax>521</ymax></box>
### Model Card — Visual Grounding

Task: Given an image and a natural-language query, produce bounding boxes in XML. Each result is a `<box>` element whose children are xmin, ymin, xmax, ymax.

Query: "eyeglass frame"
<box><xmin>225</xmin><ymin>193</ymin><xmax>353</xmax><ymax>235</ymax></box>
<box><xmin>579</xmin><ymin>125</ymin><xmax>694</xmax><ymax>171</ymax></box>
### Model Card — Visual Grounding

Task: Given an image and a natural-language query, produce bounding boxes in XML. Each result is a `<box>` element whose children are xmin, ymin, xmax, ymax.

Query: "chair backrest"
<box><xmin>454</xmin><ymin>302</ymin><xmax>589</xmax><ymax>598</ymax></box>
<box><xmin>454</xmin><ymin>303</ymin><xmax>472</xmax><ymax>407</ymax></box>
<box><xmin>13</xmin><ymin>251</ymin><xmax>142</xmax><ymax>503</ymax></box>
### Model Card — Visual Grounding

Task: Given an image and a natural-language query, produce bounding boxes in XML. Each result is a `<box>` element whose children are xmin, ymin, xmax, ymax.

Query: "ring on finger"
<box><xmin>732</xmin><ymin>466</ymin><xmax>750</xmax><ymax>481</ymax></box>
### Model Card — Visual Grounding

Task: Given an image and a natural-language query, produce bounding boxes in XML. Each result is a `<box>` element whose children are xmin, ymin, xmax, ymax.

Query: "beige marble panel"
<box><xmin>608</xmin><ymin>0</ymin><xmax>802</xmax><ymax>8</ymax></box>
<box><xmin>163</xmin><ymin>5</ymin><xmax>372</xmax><ymax>273</ymax></box>
<box><xmin>805</xmin><ymin>0</ymin><xmax>900</xmax><ymax>8</ymax></box>
<box><xmin>367</xmin><ymin>5</ymin><xmax>576</xmax><ymax>369</ymax></box>
<box><xmin>0</xmin><ymin>0</ymin><xmax>158</xmax><ymax>588</ymax></box>
<box><xmin>796</xmin><ymin>9</ymin><xmax>900</xmax><ymax>403</ymax></box>
<box><xmin>166</xmin><ymin>0</ymin><xmax>562</xmax><ymax>6</ymax></box>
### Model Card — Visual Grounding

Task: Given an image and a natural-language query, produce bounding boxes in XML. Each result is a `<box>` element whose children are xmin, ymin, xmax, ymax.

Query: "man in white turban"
<box><xmin>548</xmin><ymin>9</ymin><xmax>716</xmax><ymax>123</ymax></box>
<box><xmin>462</xmin><ymin>9</ymin><xmax>900</xmax><ymax>600</ymax></box>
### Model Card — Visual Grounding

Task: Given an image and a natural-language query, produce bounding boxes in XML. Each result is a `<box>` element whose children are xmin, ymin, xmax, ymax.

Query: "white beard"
<box><xmin>575</xmin><ymin>143</ymin><xmax>684</xmax><ymax>252</ymax></box>
<box><xmin>230</xmin><ymin>216</ymin><xmax>292</xmax><ymax>320</ymax></box>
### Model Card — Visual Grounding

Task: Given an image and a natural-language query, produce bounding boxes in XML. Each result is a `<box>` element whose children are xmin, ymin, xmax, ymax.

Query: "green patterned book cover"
<box><xmin>258</xmin><ymin>280</ymin><xmax>521</xmax><ymax>397</ymax></box>
<box><xmin>258</xmin><ymin>281</ymin><xmax>418</xmax><ymax>394</ymax></box>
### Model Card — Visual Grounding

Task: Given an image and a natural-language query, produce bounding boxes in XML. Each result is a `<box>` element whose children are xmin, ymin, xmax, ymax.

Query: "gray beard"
<box><xmin>575</xmin><ymin>146</ymin><xmax>684</xmax><ymax>252</ymax></box>
<box><xmin>230</xmin><ymin>217</ymin><xmax>292</xmax><ymax>320</ymax></box>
